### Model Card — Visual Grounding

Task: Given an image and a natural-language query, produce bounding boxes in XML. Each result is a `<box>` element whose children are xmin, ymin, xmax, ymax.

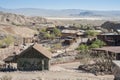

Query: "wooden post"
<box><xmin>42</xmin><ymin>60</ymin><xmax>44</xmax><ymax>71</ymax></box>
<box><xmin>23</xmin><ymin>38</ymin><xmax>25</xmax><ymax>45</ymax></box>
<box><xmin>48</xmin><ymin>60</ymin><xmax>50</xmax><ymax>70</ymax></box>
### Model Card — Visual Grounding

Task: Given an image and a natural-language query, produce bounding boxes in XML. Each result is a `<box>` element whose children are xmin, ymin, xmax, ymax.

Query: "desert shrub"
<box><xmin>76</xmin><ymin>44</ymin><xmax>88</xmax><ymax>51</ymax></box>
<box><xmin>53</xmin><ymin>27</ymin><xmax>61</xmax><ymax>37</ymax></box>
<box><xmin>3</xmin><ymin>35</ymin><xmax>14</xmax><ymax>45</ymax></box>
<box><xmin>89</xmin><ymin>43</ymin><xmax>100</xmax><ymax>49</ymax></box>
<box><xmin>86</xmin><ymin>30</ymin><xmax>99</xmax><ymax>38</ymax></box>
<box><xmin>50</xmin><ymin>34</ymin><xmax>55</xmax><ymax>39</ymax></box>
<box><xmin>0</xmin><ymin>40</ymin><xmax>3</xmax><ymax>48</ymax></box>
<box><xmin>92</xmin><ymin>39</ymin><xmax>106</xmax><ymax>47</ymax></box>
<box><xmin>0</xmin><ymin>35</ymin><xmax>14</xmax><ymax>48</ymax></box>
<box><xmin>40</xmin><ymin>28</ymin><xmax>46</xmax><ymax>33</ymax></box>
<box><xmin>44</xmin><ymin>32</ymin><xmax>51</xmax><ymax>39</ymax></box>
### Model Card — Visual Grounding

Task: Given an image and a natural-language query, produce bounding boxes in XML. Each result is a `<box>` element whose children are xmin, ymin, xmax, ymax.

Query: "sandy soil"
<box><xmin>0</xmin><ymin>62</ymin><xmax>114</xmax><ymax>80</ymax></box>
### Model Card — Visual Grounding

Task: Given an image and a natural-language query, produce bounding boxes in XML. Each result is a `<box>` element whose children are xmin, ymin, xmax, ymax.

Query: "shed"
<box><xmin>61</xmin><ymin>29</ymin><xmax>84</xmax><ymax>38</ymax></box>
<box><xmin>17</xmin><ymin>43</ymin><xmax>52</xmax><ymax>71</ymax></box>
<box><xmin>4</xmin><ymin>43</ymin><xmax>52</xmax><ymax>71</ymax></box>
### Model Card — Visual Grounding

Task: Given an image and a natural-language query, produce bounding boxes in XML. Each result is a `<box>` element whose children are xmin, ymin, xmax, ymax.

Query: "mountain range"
<box><xmin>0</xmin><ymin>7</ymin><xmax>120</xmax><ymax>17</ymax></box>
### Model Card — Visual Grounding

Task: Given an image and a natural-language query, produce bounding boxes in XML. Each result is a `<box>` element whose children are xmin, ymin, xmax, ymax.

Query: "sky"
<box><xmin>0</xmin><ymin>0</ymin><xmax>120</xmax><ymax>10</ymax></box>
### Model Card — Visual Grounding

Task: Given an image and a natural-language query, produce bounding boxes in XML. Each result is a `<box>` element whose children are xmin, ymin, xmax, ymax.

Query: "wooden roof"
<box><xmin>18</xmin><ymin>43</ymin><xmax>52</xmax><ymax>59</ymax></box>
<box><xmin>93</xmin><ymin>46</ymin><xmax>120</xmax><ymax>53</ymax></box>
<box><xmin>32</xmin><ymin>43</ymin><xmax>52</xmax><ymax>59</ymax></box>
<box><xmin>3</xmin><ymin>43</ymin><xmax>52</xmax><ymax>63</ymax></box>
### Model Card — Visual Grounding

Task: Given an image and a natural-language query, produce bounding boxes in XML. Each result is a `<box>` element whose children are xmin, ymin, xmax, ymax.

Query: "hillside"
<box><xmin>0</xmin><ymin>11</ymin><xmax>48</xmax><ymax>40</ymax></box>
<box><xmin>101</xmin><ymin>21</ymin><xmax>120</xmax><ymax>30</ymax></box>
<box><xmin>0</xmin><ymin>25</ymin><xmax>37</xmax><ymax>38</ymax></box>
<box><xmin>0</xmin><ymin>11</ymin><xmax>47</xmax><ymax>26</ymax></box>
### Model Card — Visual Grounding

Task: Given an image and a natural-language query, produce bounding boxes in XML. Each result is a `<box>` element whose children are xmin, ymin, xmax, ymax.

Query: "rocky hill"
<box><xmin>101</xmin><ymin>21</ymin><xmax>120</xmax><ymax>31</ymax></box>
<box><xmin>0</xmin><ymin>11</ymin><xmax>47</xmax><ymax>26</ymax></box>
<box><xmin>0</xmin><ymin>11</ymin><xmax>47</xmax><ymax>41</ymax></box>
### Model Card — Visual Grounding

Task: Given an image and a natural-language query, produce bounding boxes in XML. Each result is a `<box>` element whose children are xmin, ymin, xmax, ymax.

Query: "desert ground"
<box><xmin>0</xmin><ymin>62</ymin><xmax>114</xmax><ymax>80</ymax></box>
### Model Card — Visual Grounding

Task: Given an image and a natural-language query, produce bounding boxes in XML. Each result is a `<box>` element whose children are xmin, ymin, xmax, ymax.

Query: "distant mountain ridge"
<box><xmin>0</xmin><ymin>7</ymin><xmax>120</xmax><ymax>17</ymax></box>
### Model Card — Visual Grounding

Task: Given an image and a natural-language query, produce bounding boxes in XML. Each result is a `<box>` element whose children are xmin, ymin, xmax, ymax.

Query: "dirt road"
<box><xmin>0</xmin><ymin>62</ymin><xmax>114</xmax><ymax>80</ymax></box>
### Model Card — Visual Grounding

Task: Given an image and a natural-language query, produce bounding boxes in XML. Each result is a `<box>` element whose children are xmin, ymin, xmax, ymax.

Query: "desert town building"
<box><xmin>97</xmin><ymin>33</ymin><xmax>120</xmax><ymax>46</ymax></box>
<box><xmin>4</xmin><ymin>43</ymin><xmax>52</xmax><ymax>71</ymax></box>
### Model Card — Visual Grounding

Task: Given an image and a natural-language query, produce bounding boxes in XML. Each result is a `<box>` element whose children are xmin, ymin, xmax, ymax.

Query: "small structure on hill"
<box><xmin>4</xmin><ymin>43</ymin><xmax>52</xmax><ymax>71</ymax></box>
<box><xmin>61</xmin><ymin>29</ymin><xmax>84</xmax><ymax>38</ymax></box>
<box><xmin>62</xmin><ymin>36</ymin><xmax>77</xmax><ymax>45</ymax></box>
<box><xmin>97</xmin><ymin>33</ymin><xmax>120</xmax><ymax>46</ymax></box>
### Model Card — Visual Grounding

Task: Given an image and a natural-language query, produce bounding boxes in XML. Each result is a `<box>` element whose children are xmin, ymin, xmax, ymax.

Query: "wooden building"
<box><xmin>61</xmin><ymin>29</ymin><xmax>84</xmax><ymax>38</ymax></box>
<box><xmin>97</xmin><ymin>33</ymin><xmax>120</xmax><ymax>46</ymax></box>
<box><xmin>23</xmin><ymin>36</ymin><xmax>39</xmax><ymax>45</ymax></box>
<box><xmin>62</xmin><ymin>36</ymin><xmax>77</xmax><ymax>45</ymax></box>
<box><xmin>4</xmin><ymin>43</ymin><xmax>52</xmax><ymax>71</ymax></box>
<box><xmin>92</xmin><ymin>46</ymin><xmax>120</xmax><ymax>60</ymax></box>
<box><xmin>23</xmin><ymin>37</ymin><xmax>33</xmax><ymax>44</ymax></box>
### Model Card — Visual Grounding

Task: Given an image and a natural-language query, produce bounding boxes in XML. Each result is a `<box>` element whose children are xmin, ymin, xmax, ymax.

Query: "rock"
<box><xmin>101</xmin><ymin>21</ymin><xmax>120</xmax><ymax>32</ymax></box>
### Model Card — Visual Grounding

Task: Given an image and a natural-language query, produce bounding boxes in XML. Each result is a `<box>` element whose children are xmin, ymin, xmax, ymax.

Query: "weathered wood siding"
<box><xmin>17</xmin><ymin>47</ymin><xmax>49</xmax><ymax>71</ymax></box>
<box><xmin>17</xmin><ymin>58</ymin><xmax>49</xmax><ymax>71</ymax></box>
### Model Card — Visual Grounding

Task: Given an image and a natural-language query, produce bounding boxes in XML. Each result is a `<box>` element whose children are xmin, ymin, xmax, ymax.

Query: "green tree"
<box><xmin>89</xmin><ymin>39</ymin><xmax>106</xmax><ymax>49</ymax></box>
<box><xmin>40</xmin><ymin>28</ymin><xmax>46</xmax><ymax>33</ymax></box>
<box><xmin>89</xmin><ymin>43</ymin><xmax>99</xmax><ymax>49</ymax></box>
<box><xmin>86</xmin><ymin>30</ymin><xmax>99</xmax><ymax>38</ymax></box>
<box><xmin>50</xmin><ymin>34</ymin><xmax>55</xmax><ymax>39</ymax></box>
<box><xmin>92</xmin><ymin>39</ymin><xmax>106</xmax><ymax>47</ymax></box>
<box><xmin>44</xmin><ymin>32</ymin><xmax>51</xmax><ymax>39</ymax></box>
<box><xmin>76</xmin><ymin>44</ymin><xmax>88</xmax><ymax>51</ymax></box>
<box><xmin>0</xmin><ymin>35</ymin><xmax>14</xmax><ymax>48</ymax></box>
